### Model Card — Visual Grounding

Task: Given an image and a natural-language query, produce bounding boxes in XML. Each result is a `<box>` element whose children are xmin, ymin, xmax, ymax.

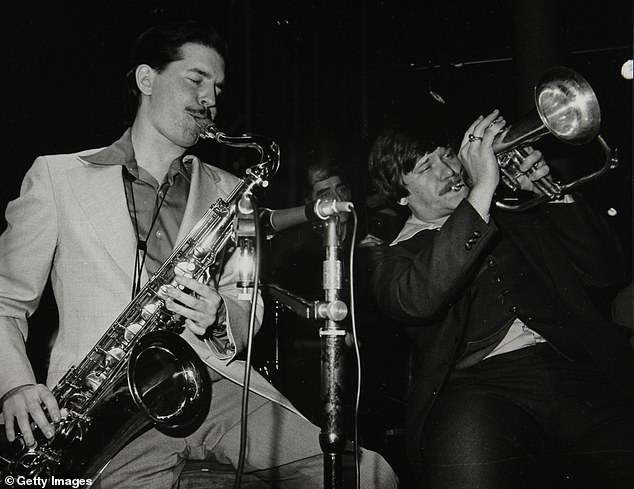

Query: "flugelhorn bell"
<box><xmin>493</xmin><ymin>66</ymin><xmax>617</xmax><ymax>212</ymax></box>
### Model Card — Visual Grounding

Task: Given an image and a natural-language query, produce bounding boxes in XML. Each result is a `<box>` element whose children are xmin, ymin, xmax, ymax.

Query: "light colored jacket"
<box><xmin>0</xmin><ymin>144</ymin><xmax>297</xmax><ymax>414</ymax></box>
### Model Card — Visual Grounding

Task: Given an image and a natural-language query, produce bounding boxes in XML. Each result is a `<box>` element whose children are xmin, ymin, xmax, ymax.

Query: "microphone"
<box><xmin>261</xmin><ymin>199</ymin><xmax>354</xmax><ymax>235</ymax></box>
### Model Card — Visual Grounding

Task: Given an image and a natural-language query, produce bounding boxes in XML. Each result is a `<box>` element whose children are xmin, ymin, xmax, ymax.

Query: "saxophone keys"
<box><xmin>104</xmin><ymin>347</ymin><xmax>125</xmax><ymax>365</ymax></box>
<box><xmin>85</xmin><ymin>371</ymin><xmax>107</xmax><ymax>391</ymax></box>
<box><xmin>175</xmin><ymin>260</ymin><xmax>196</xmax><ymax>275</ymax></box>
<box><xmin>141</xmin><ymin>302</ymin><xmax>159</xmax><ymax>320</ymax></box>
<box><xmin>157</xmin><ymin>285</ymin><xmax>172</xmax><ymax>300</ymax></box>
<box><xmin>124</xmin><ymin>323</ymin><xmax>143</xmax><ymax>341</ymax></box>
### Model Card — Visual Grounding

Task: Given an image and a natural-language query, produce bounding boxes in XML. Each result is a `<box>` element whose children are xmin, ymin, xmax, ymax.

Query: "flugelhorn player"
<box><xmin>0</xmin><ymin>20</ymin><xmax>397</xmax><ymax>488</ymax></box>
<box><xmin>368</xmin><ymin>107</ymin><xmax>633</xmax><ymax>489</ymax></box>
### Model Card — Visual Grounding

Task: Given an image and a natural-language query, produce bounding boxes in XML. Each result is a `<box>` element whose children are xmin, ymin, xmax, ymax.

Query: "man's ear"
<box><xmin>135</xmin><ymin>64</ymin><xmax>155</xmax><ymax>96</ymax></box>
<box><xmin>398</xmin><ymin>196</ymin><xmax>408</xmax><ymax>206</ymax></box>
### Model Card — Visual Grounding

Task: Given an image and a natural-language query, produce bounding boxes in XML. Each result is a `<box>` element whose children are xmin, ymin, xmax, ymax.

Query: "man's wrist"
<box><xmin>467</xmin><ymin>185</ymin><xmax>495</xmax><ymax>223</ymax></box>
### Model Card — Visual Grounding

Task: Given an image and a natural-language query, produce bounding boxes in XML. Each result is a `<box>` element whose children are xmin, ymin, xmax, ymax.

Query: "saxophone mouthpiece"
<box><xmin>192</xmin><ymin>117</ymin><xmax>218</xmax><ymax>140</ymax></box>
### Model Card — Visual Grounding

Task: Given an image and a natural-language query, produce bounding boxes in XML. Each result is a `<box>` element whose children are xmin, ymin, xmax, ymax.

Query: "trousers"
<box><xmin>421</xmin><ymin>343</ymin><xmax>634</xmax><ymax>489</ymax></box>
<box><xmin>93</xmin><ymin>375</ymin><xmax>398</xmax><ymax>488</ymax></box>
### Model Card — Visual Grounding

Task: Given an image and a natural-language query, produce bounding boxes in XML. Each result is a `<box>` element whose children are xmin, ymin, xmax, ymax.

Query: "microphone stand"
<box><xmin>260</xmin><ymin>205</ymin><xmax>352</xmax><ymax>488</ymax></box>
<box><xmin>319</xmin><ymin>216</ymin><xmax>348</xmax><ymax>489</ymax></box>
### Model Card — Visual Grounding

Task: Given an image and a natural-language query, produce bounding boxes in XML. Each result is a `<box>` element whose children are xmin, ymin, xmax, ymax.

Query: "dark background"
<box><xmin>2</xmin><ymin>0</ymin><xmax>632</xmax><ymax>484</ymax></box>
<box><xmin>3</xmin><ymin>1</ymin><xmax>632</xmax><ymax>218</ymax></box>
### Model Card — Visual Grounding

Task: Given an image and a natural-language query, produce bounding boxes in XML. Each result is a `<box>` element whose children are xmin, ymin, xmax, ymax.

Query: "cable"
<box><xmin>123</xmin><ymin>172</ymin><xmax>169</xmax><ymax>299</ymax></box>
<box><xmin>347</xmin><ymin>209</ymin><xmax>361</xmax><ymax>489</ymax></box>
<box><xmin>233</xmin><ymin>194</ymin><xmax>261</xmax><ymax>489</ymax></box>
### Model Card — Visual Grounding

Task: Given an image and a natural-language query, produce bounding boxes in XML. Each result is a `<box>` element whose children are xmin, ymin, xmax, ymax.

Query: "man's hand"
<box><xmin>513</xmin><ymin>146</ymin><xmax>552</xmax><ymax>195</ymax></box>
<box><xmin>164</xmin><ymin>275</ymin><xmax>223</xmax><ymax>336</ymax></box>
<box><xmin>2</xmin><ymin>384</ymin><xmax>60</xmax><ymax>447</ymax></box>
<box><xmin>459</xmin><ymin>109</ymin><xmax>506</xmax><ymax>194</ymax></box>
<box><xmin>459</xmin><ymin>109</ymin><xmax>507</xmax><ymax>220</ymax></box>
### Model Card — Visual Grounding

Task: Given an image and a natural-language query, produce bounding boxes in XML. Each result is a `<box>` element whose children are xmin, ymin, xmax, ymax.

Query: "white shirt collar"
<box><xmin>390</xmin><ymin>213</ymin><xmax>450</xmax><ymax>246</ymax></box>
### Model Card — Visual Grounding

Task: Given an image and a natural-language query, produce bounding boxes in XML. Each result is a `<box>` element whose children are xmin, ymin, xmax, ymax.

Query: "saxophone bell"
<box><xmin>127</xmin><ymin>330</ymin><xmax>212</xmax><ymax>436</ymax></box>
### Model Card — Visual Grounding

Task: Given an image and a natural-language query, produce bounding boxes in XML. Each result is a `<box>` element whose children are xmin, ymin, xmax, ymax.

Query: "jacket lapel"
<box><xmin>67</xmin><ymin>162</ymin><xmax>138</xmax><ymax>280</ymax></box>
<box><xmin>69</xmin><ymin>153</ymin><xmax>237</xmax><ymax>282</ymax></box>
<box><xmin>175</xmin><ymin>156</ymin><xmax>225</xmax><ymax>244</ymax></box>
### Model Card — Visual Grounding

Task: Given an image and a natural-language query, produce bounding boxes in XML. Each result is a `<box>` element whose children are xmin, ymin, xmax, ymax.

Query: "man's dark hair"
<box><xmin>304</xmin><ymin>160</ymin><xmax>349</xmax><ymax>196</ymax></box>
<box><xmin>369</xmin><ymin>127</ymin><xmax>441</xmax><ymax>203</ymax></box>
<box><xmin>125</xmin><ymin>20</ymin><xmax>226</xmax><ymax>122</ymax></box>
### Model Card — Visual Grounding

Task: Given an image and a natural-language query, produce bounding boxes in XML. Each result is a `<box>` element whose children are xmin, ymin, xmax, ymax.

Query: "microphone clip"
<box><xmin>234</xmin><ymin>192</ymin><xmax>256</xmax><ymax>299</ymax></box>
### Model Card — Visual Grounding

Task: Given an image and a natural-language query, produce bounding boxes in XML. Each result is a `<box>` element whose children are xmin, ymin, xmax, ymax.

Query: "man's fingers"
<box><xmin>184</xmin><ymin>318</ymin><xmax>207</xmax><ymax>336</ymax></box>
<box><xmin>164</xmin><ymin>285</ymin><xmax>202</xmax><ymax>309</ymax></box>
<box><xmin>2</xmin><ymin>384</ymin><xmax>61</xmax><ymax>444</ymax></box>
<box><xmin>41</xmin><ymin>389</ymin><xmax>61</xmax><ymax>424</ymax></box>
<box><xmin>517</xmin><ymin>165</ymin><xmax>550</xmax><ymax>191</ymax></box>
<box><xmin>28</xmin><ymin>404</ymin><xmax>55</xmax><ymax>440</ymax></box>
<box><xmin>25</xmin><ymin>391</ymin><xmax>55</xmax><ymax>439</ymax></box>
<box><xmin>15</xmin><ymin>412</ymin><xmax>35</xmax><ymax>446</ymax></box>
<box><xmin>165</xmin><ymin>298</ymin><xmax>208</xmax><ymax>323</ymax></box>
<box><xmin>166</xmin><ymin>277</ymin><xmax>221</xmax><ymax>312</ymax></box>
<box><xmin>530</xmin><ymin>164</ymin><xmax>550</xmax><ymax>181</ymax></box>
<box><xmin>4</xmin><ymin>412</ymin><xmax>16</xmax><ymax>442</ymax></box>
<box><xmin>477</xmin><ymin>110</ymin><xmax>501</xmax><ymax>135</ymax></box>
<box><xmin>518</xmin><ymin>150</ymin><xmax>543</xmax><ymax>172</ymax></box>
<box><xmin>460</xmin><ymin>115</ymin><xmax>484</xmax><ymax>148</ymax></box>
<box><xmin>174</xmin><ymin>275</ymin><xmax>219</xmax><ymax>299</ymax></box>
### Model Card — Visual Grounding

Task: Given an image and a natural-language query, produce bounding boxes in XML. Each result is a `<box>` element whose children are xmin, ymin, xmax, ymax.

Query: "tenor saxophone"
<box><xmin>0</xmin><ymin>122</ymin><xmax>280</xmax><ymax>482</ymax></box>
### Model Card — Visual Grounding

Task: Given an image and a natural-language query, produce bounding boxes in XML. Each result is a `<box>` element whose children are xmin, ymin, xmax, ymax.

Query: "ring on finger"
<box><xmin>525</xmin><ymin>161</ymin><xmax>541</xmax><ymax>174</ymax></box>
<box><xmin>487</xmin><ymin>117</ymin><xmax>503</xmax><ymax>128</ymax></box>
<box><xmin>468</xmin><ymin>134</ymin><xmax>483</xmax><ymax>143</ymax></box>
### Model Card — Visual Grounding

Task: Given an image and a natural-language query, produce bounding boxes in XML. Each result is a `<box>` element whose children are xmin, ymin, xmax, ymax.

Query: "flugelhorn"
<box><xmin>493</xmin><ymin>66</ymin><xmax>618</xmax><ymax>212</ymax></box>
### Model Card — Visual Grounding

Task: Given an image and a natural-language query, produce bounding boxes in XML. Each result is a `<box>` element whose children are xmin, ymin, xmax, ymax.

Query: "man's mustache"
<box><xmin>440</xmin><ymin>176</ymin><xmax>465</xmax><ymax>195</ymax></box>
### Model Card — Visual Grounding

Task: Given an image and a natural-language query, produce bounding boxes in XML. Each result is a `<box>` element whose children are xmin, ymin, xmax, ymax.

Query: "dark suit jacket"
<box><xmin>369</xmin><ymin>198</ymin><xmax>633</xmax><ymax>479</ymax></box>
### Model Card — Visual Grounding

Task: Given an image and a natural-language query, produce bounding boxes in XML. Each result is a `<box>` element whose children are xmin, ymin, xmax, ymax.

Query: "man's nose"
<box><xmin>334</xmin><ymin>187</ymin><xmax>350</xmax><ymax>201</ymax></box>
<box><xmin>198</xmin><ymin>87</ymin><xmax>218</xmax><ymax>109</ymax></box>
<box><xmin>437</xmin><ymin>160</ymin><xmax>457</xmax><ymax>178</ymax></box>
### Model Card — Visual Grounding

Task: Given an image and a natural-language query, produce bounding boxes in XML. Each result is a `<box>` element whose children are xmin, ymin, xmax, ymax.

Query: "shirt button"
<box><xmin>488</xmin><ymin>259</ymin><xmax>495</xmax><ymax>268</ymax></box>
<box><xmin>155</xmin><ymin>229</ymin><xmax>163</xmax><ymax>239</ymax></box>
<box><xmin>473</xmin><ymin>230</ymin><xmax>482</xmax><ymax>237</ymax></box>
<box><xmin>502</xmin><ymin>289</ymin><xmax>510</xmax><ymax>295</ymax></box>
<box><xmin>510</xmin><ymin>305</ymin><xmax>518</xmax><ymax>314</ymax></box>
<box><xmin>495</xmin><ymin>276</ymin><xmax>502</xmax><ymax>283</ymax></box>
<box><xmin>465</xmin><ymin>242</ymin><xmax>473</xmax><ymax>250</ymax></box>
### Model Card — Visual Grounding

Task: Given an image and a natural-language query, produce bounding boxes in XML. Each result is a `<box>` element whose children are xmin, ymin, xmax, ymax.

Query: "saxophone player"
<box><xmin>0</xmin><ymin>20</ymin><xmax>397</xmax><ymax>488</ymax></box>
